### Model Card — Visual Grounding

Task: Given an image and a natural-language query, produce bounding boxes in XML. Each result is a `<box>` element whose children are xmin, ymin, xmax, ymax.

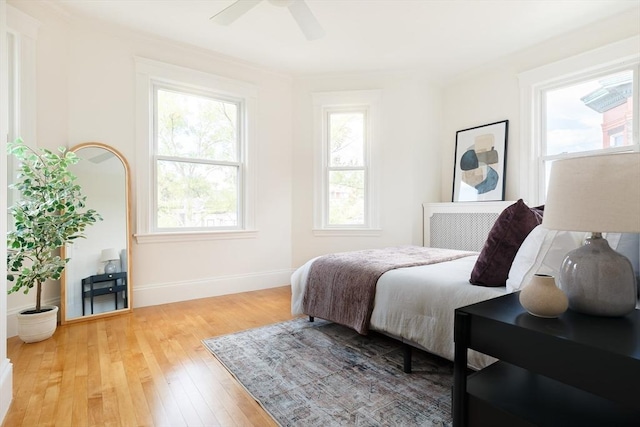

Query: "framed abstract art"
<box><xmin>452</xmin><ymin>120</ymin><xmax>508</xmax><ymax>202</ymax></box>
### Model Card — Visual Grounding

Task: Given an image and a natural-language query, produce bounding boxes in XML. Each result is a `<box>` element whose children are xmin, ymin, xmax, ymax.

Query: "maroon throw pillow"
<box><xmin>469</xmin><ymin>199</ymin><xmax>543</xmax><ymax>287</ymax></box>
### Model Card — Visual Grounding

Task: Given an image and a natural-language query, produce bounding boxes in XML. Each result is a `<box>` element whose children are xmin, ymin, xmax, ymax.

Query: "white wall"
<box><xmin>4</xmin><ymin>1</ymin><xmax>64</xmax><ymax>337</ymax></box>
<box><xmin>6</xmin><ymin>2</ymin><xmax>294</xmax><ymax>334</ymax></box>
<box><xmin>5</xmin><ymin>1</ymin><xmax>639</xmax><ymax>338</ymax></box>
<box><xmin>1</xmin><ymin>1</ymin><xmax>14</xmax><ymax>421</ymax></box>
<box><xmin>291</xmin><ymin>72</ymin><xmax>443</xmax><ymax>266</ymax></box>
<box><xmin>440</xmin><ymin>7</ymin><xmax>640</xmax><ymax>204</ymax></box>
<box><xmin>290</xmin><ymin>7</ymin><xmax>640</xmax><ymax>268</ymax></box>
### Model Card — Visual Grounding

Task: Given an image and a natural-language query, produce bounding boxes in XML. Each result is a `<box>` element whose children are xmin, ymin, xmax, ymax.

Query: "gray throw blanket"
<box><xmin>303</xmin><ymin>246</ymin><xmax>475</xmax><ymax>334</ymax></box>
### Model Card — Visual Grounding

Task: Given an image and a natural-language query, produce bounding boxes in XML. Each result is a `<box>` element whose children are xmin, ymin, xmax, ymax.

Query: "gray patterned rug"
<box><xmin>202</xmin><ymin>318</ymin><xmax>453</xmax><ymax>426</ymax></box>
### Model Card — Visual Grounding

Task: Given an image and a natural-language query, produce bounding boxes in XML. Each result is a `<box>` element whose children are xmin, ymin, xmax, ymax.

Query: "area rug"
<box><xmin>202</xmin><ymin>318</ymin><xmax>453</xmax><ymax>426</ymax></box>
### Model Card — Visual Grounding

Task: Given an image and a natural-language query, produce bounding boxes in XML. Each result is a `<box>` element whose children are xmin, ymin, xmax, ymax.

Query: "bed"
<box><xmin>291</xmin><ymin>200</ymin><xmax>640</xmax><ymax>371</ymax></box>
<box><xmin>292</xmin><ymin>201</ymin><xmax>519</xmax><ymax>371</ymax></box>
<box><xmin>292</xmin><ymin>251</ymin><xmax>507</xmax><ymax>371</ymax></box>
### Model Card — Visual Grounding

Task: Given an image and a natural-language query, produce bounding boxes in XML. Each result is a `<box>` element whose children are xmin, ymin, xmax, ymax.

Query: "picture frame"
<box><xmin>452</xmin><ymin>120</ymin><xmax>508</xmax><ymax>202</ymax></box>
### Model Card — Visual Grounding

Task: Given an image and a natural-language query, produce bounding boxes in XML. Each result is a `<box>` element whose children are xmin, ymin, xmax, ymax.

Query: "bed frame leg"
<box><xmin>403</xmin><ymin>343</ymin><xmax>412</xmax><ymax>373</ymax></box>
<box><xmin>308</xmin><ymin>316</ymin><xmax>314</xmax><ymax>322</ymax></box>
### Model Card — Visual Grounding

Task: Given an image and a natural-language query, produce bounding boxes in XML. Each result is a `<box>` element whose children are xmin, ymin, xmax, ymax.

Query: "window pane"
<box><xmin>329</xmin><ymin>112</ymin><xmax>364</xmax><ymax>166</ymax></box>
<box><xmin>157</xmin><ymin>160</ymin><xmax>238</xmax><ymax>228</ymax></box>
<box><xmin>545</xmin><ymin>70</ymin><xmax>633</xmax><ymax>155</ymax></box>
<box><xmin>328</xmin><ymin>170</ymin><xmax>364</xmax><ymax>225</ymax></box>
<box><xmin>156</xmin><ymin>89</ymin><xmax>238</xmax><ymax>162</ymax></box>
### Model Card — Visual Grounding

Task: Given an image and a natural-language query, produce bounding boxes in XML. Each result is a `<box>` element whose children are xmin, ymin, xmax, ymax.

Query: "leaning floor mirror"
<box><xmin>61</xmin><ymin>142</ymin><xmax>132</xmax><ymax>324</ymax></box>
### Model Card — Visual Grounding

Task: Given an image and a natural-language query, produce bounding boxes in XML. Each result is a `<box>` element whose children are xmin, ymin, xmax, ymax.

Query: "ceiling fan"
<box><xmin>211</xmin><ymin>0</ymin><xmax>325</xmax><ymax>41</ymax></box>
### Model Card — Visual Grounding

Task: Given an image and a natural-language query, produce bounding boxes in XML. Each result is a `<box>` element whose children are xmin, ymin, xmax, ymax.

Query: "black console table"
<box><xmin>453</xmin><ymin>292</ymin><xmax>640</xmax><ymax>426</ymax></box>
<box><xmin>82</xmin><ymin>272</ymin><xmax>128</xmax><ymax>315</ymax></box>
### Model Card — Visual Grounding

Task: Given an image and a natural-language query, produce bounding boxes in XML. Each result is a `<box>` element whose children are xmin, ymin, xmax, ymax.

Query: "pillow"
<box><xmin>469</xmin><ymin>199</ymin><xmax>543</xmax><ymax>287</ymax></box>
<box><xmin>505</xmin><ymin>225</ymin><xmax>547</xmax><ymax>292</ymax></box>
<box><xmin>506</xmin><ymin>226</ymin><xmax>585</xmax><ymax>293</ymax></box>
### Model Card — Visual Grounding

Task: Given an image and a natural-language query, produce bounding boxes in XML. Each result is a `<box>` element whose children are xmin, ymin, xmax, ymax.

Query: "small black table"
<box><xmin>453</xmin><ymin>292</ymin><xmax>640</xmax><ymax>426</ymax></box>
<box><xmin>81</xmin><ymin>272</ymin><xmax>128</xmax><ymax>315</ymax></box>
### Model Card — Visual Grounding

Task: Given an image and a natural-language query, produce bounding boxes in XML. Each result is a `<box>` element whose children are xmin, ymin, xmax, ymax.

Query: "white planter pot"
<box><xmin>16</xmin><ymin>305</ymin><xmax>59</xmax><ymax>343</ymax></box>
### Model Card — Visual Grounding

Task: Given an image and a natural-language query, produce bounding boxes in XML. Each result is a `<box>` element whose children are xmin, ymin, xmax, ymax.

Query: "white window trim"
<box><xmin>6</xmin><ymin>5</ymin><xmax>38</xmax><ymax>146</ymax></box>
<box><xmin>518</xmin><ymin>36</ymin><xmax>640</xmax><ymax>205</ymax></box>
<box><xmin>312</xmin><ymin>90</ymin><xmax>382</xmax><ymax>236</ymax></box>
<box><xmin>134</xmin><ymin>57</ymin><xmax>258</xmax><ymax>243</ymax></box>
<box><xmin>6</xmin><ymin>6</ymin><xmax>39</xmax><ymax>228</ymax></box>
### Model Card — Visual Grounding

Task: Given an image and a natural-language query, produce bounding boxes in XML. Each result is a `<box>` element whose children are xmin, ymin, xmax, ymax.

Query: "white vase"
<box><xmin>519</xmin><ymin>274</ymin><xmax>568</xmax><ymax>318</ymax></box>
<box><xmin>16</xmin><ymin>305</ymin><xmax>59</xmax><ymax>343</ymax></box>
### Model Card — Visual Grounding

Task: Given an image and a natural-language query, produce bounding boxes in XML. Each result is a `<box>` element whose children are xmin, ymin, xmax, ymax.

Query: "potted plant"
<box><xmin>7</xmin><ymin>139</ymin><xmax>101</xmax><ymax>343</ymax></box>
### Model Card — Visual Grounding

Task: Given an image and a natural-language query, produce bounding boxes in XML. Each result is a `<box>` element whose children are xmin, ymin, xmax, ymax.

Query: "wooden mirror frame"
<box><xmin>60</xmin><ymin>142</ymin><xmax>133</xmax><ymax>324</ymax></box>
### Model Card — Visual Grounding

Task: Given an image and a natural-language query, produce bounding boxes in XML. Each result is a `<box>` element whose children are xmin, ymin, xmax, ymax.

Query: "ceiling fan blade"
<box><xmin>211</xmin><ymin>0</ymin><xmax>263</xmax><ymax>25</ymax></box>
<box><xmin>287</xmin><ymin>0</ymin><xmax>325</xmax><ymax>41</ymax></box>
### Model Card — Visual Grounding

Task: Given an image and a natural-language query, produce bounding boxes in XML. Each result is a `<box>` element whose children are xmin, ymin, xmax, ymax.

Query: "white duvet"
<box><xmin>291</xmin><ymin>254</ymin><xmax>507</xmax><ymax>370</ymax></box>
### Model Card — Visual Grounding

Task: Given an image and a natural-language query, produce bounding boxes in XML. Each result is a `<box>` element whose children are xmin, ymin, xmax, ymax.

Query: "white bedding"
<box><xmin>291</xmin><ymin>254</ymin><xmax>507</xmax><ymax>370</ymax></box>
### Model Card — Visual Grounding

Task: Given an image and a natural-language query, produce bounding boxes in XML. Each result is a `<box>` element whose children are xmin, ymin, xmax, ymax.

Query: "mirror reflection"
<box><xmin>61</xmin><ymin>143</ymin><xmax>132</xmax><ymax>323</ymax></box>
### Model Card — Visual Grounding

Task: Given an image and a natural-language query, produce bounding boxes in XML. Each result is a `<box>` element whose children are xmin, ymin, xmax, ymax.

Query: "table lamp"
<box><xmin>542</xmin><ymin>152</ymin><xmax>640</xmax><ymax>317</ymax></box>
<box><xmin>100</xmin><ymin>248</ymin><xmax>120</xmax><ymax>274</ymax></box>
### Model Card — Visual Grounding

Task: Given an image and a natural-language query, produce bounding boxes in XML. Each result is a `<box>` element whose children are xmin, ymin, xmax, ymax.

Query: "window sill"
<box><xmin>135</xmin><ymin>230</ymin><xmax>258</xmax><ymax>244</ymax></box>
<box><xmin>312</xmin><ymin>228</ymin><xmax>382</xmax><ymax>237</ymax></box>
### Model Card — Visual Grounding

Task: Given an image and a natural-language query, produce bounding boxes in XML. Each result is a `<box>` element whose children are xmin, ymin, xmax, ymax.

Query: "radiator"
<box><xmin>423</xmin><ymin>201</ymin><xmax>514</xmax><ymax>251</ymax></box>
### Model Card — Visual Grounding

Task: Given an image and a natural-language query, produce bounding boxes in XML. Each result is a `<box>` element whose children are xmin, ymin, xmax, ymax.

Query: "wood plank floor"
<box><xmin>3</xmin><ymin>285</ymin><xmax>296</xmax><ymax>427</ymax></box>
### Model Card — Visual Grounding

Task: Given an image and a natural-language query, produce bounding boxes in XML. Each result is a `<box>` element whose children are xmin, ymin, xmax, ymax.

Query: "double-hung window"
<box><xmin>326</xmin><ymin>108</ymin><xmax>367</xmax><ymax>226</ymax></box>
<box><xmin>313</xmin><ymin>90</ymin><xmax>381</xmax><ymax>234</ymax></box>
<box><xmin>135</xmin><ymin>58</ymin><xmax>257</xmax><ymax>242</ymax></box>
<box><xmin>519</xmin><ymin>38</ymin><xmax>640</xmax><ymax>204</ymax></box>
<box><xmin>154</xmin><ymin>84</ymin><xmax>242</xmax><ymax>230</ymax></box>
<box><xmin>540</xmin><ymin>69</ymin><xmax>637</xmax><ymax>194</ymax></box>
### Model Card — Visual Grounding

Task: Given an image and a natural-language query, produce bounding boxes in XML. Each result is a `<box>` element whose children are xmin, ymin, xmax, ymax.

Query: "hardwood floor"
<box><xmin>3</xmin><ymin>285</ymin><xmax>296</xmax><ymax>427</ymax></box>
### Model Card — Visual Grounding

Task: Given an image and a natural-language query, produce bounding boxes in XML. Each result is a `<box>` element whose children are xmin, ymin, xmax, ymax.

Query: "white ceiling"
<box><xmin>47</xmin><ymin>0</ymin><xmax>639</xmax><ymax>78</ymax></box>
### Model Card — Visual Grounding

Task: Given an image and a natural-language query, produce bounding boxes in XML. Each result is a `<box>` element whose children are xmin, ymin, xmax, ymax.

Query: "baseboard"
<box><xmin>6</xmin><ymin>298</ymin><xmax>61</xmax><ymax>338</ymax></box>
<box><xmin>0</xmin><ymin>358</ymin><xmax>13</xmax><ymax>424</ymax></box>
<box><xmin>5</xmin><ymin>270</ymin><xmax>294</xmax><ymax>336</ymax></box>
<box><xmin>133</xmin><ymin>269</ymin><xmax>294</xmax><ymax>308</ymax></box>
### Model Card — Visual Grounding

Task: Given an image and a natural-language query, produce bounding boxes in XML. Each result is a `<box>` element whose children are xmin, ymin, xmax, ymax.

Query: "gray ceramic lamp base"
<box><xmin>105</xmin><ymin>260</ymin><xmax>118</xmax><ymax>274</ymax></box>
<box><xmin>559</xmin><ymin>234</ymin><xmax>637</xmax><ymax>317</ymax></box>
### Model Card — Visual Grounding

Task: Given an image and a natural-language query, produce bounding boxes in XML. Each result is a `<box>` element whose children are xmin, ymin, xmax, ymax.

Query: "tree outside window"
<box><xmin>312</xmin><ymin>89</ymin><xmax>380</xmax><ymax>234</ymax></box>
<box><xmin>155</xmin><ymin>87</ymin><xmax>243</xmax><ymax>230</ymax></box>
<box><xmin>327</xmin><ymin>111</ymin><xmax>366</xmax><ymax>226</ymax></box>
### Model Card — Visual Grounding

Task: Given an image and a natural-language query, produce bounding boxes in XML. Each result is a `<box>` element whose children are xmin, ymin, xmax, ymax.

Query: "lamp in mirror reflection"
<box><xmin>100</xmin><ymin>248</ymin><xmax>120</xmax><ymax>274</ymax></box>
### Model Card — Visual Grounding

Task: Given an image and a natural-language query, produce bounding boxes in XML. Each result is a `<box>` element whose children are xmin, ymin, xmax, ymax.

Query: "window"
<box><xmin>545</xmin><ymin>70</ymin><xmax>633</xmax><ymax>155</ymax></box>
<box><xmin>135</xmin><ymin>58</ymin><xmax>257</xmax><ymax>242</ymax></box>
<box><xmin>154</xmin><ymin>85</ymin><xmax>242</xmax><ymax>231</ymax></box>
<box><xmin>327</xmin><ymin>109</ymin><xmax>366</xmax><ymax>225</ymax></box>
<box><xmin>540</xmin><ymin>69</ymin><xmax>636</xmax><ymax>194</ymax></box>
<box><xmin>519</xmin><ymin>37</ymin><xmax>639</xmax><ymax>204</ymax></box>
<box><xmin>313</xmin><ymin>90</ymin><xmax>381</xmax><ymax>234</ymax></box>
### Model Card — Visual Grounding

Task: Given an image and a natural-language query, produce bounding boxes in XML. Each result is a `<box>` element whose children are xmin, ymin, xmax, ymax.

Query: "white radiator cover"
<box><xmin>423</xmin><ymin>201</ymin><xmax>515</xmax><ymax>251</ymax></box>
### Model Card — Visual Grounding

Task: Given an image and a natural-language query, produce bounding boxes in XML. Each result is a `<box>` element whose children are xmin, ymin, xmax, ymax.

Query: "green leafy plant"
<box><xmin>7</xmin><ymin>139</ymin><xmax>102</xmax><ymax>313</ymax></box>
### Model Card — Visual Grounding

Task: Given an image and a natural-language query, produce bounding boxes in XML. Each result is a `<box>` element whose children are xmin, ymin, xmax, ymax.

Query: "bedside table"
<box><xmin>81</xmin><ymin>272</ymin><xmax>128</xmax><ymax>315</ymax></box>
<box><xmin>453</xmin><ymin>292</ymin><xmax>640</xmax><ymax>426</ymax></box>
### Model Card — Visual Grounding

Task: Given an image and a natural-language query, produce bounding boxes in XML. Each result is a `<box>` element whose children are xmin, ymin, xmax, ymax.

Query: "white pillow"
<box><xmin>506</xmin><ymin>225</ymin><xmax>547</xmax><ymax>292</ymax></box>
<box><xmin>507</xmin><ymin>225</ymin><xmax>585</xmax><ymax>292</ymax></box>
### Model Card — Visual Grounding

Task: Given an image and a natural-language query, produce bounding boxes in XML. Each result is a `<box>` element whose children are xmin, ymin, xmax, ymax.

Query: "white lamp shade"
<box><xmin>542</xmin><ymin>153</ymin><xmax>640</xmax><ymax>233</ymax></box>
<box><xmin>100</xmin><ymin>248</ymin><xmax>120</xmax><ymax>262</ymax></box>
